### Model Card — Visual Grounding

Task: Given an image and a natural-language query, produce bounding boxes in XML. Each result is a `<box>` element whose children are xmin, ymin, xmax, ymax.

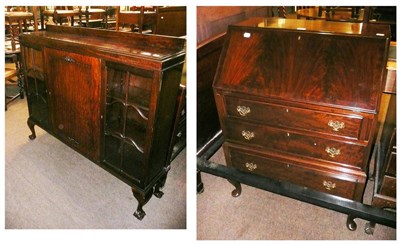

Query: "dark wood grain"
<box><xmin>197</xmin><ymin>33</ymin><xmax>225</xmax><ymax>152</ymax></box>
<box><xmin>20</xmin><ymin>26</ymin><xmax>185</xmax><ymax>219</ymax></box>
<box><xmin>213</xmin><ymin>18</ymin><xmax>390</xmax><ymax>205</ymax></box>
<box><xmin>224</xmin><ymin>95</ymin><xmax>368</xmax><ymax>141</ymax></box>
<box><xmin>225</xmin><ymin>143</ymin><xmax>366</xmax><ymax>201</ymax></box>
<box><xmin>20</xmin><ymin>25</ymin><xmax>186</xmax><ymax>70</ymax></box>
<box><xmin>223</xmin><ymin>118</ymin><xmax>367</xmax><ymax>170</ymax></box>
<box><xmin>371</xmin><ymin>93</ymin><xmax>396</xmax><ymax>210</ymax></box>
<box><xmin>156</xmin><ymin>6</ymin><xmax>186</xmax><ymax>37</ymax></box>
<box><xmin>46</xmin><ymin>48</ymin><xmax>101</xmax><ymax>161</ymax></box>
<box><xmin>215</xmin><ymin>26</ymin><xmax>389</xmax><ymax>112</ymax></box>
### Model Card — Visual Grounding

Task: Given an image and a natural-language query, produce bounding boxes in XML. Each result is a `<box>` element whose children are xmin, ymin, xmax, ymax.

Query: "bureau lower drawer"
<box><xmin>224</xmin><ymin>143</ymin><xmax>366</xmax><ymax>200</ymax></box>
<box><xmin>224</xmin><ymin>118</ymin><xmax>367</xmax><ymax>169</ymax></box>
<box><xmin>224</xmin><ymin>95</ymin><xmax>366</xmax><ymax>140</ymax></box>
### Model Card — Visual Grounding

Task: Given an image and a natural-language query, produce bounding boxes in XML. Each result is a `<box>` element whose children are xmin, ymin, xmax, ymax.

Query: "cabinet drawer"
<box><xmin>224</xmin><ymin>96</ymin><xmax>364</xmax><ymax>140</ymax></box>
<box><xmin>224</xmin><ymin>118</ymin><xmax>366</xmax><ymax>169</ymax></box>
<box><xmin>225</xmin><ymin>144</ymin><xmax>365</xmax><ymax>200</ymax></box>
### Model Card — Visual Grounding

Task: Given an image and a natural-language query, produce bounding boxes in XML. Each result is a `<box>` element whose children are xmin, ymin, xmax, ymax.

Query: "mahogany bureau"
<box><xmin>213</xmin><ymin>18</ymin><xmax>390</xmax><ymax>228</ymax></box>
<box><xmin>19</xmin><ymin>25</ymin><xmax>185</xmax><ymax>220</ymax></box>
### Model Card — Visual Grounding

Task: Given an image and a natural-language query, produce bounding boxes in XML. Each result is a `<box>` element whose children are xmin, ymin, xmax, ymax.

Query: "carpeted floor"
<box><xmin>4</xmin><ymin>90</ymin><xmax>396</xmax><ymax>239</ymax></box>
<box><xmin>5</xmin><ymin>98</ymin><xmax>186</xmax><ymax>229</ymax></box>
<box><xmin>197</xmin><ymin>148</ymin><xmax>396</xmax><ymax>240</ymax></box>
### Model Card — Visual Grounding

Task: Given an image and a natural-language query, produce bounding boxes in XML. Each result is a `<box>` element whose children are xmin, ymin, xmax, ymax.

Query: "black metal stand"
<box><xmin>196</xmin><ymin>136</ymin><xmax>396</xmax><ymax>231</ymax></box>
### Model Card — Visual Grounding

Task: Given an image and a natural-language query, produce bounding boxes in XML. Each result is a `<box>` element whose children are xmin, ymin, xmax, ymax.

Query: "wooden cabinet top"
<box><xmin>231</xmin><ymin>17</ymin><xmax>391</xmax><ymax>38</ymax></box>
<box><xmin>20</xmin><ymin>25</ymin><xmax>186</xmax><ymax>70</ymax></box>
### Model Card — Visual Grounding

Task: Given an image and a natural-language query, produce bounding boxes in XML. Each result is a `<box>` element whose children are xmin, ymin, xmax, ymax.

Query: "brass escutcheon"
<box><xmin>242</xmin><ymin>130</ymin><xmax>254</xmax><ymax>140</ymax></box>
<box><xmin>328</xmin><ymin>120</ymin><xmax>345</xmax><ymax>132</ymax></box>
<box><xmin>237</xmin><ymin>105</ymin><xmax>251</xmax><ymax>116</ymax></box>
<box><xmin>325</xmin><ymin>147</ymin><xmax>341</xmax><ymax>158</ymax></box>
<box><xmin>64</xmin><ymin>56</ymin><xmax>75</xmax><ymax>63</ymax></box>
<box><xmin>323</xmin><ymin>180</ymin><xmax>336</xmax><ymax>190</ymax></box>
<box><xmin>245</xmin><ymin>162</ymin><xmax>257</xmax><ymax>171</ymax></box>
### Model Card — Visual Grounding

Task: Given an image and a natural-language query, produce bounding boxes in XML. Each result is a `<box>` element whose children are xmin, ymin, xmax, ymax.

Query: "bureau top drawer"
<box><xmin>224</xmin><ymin>95</ymin><xmax>369</xmax><ymax>141</ymax></box>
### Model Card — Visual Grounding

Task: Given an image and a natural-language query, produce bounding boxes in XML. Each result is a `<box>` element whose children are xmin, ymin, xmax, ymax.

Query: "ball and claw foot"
<box><xmin>153</xmin><ymin>176</ymin><xmax>166</xmax><ymax>198</ymax></box>
<box><xmin>133</xmin><ymin>209</ymin><xmax>146</xmax><ymax>220</ymax></box>
<box><xmin>154</xmin><ymin>189</ymin><xmax>164</xmax><ymax>198</ymax></box>
<box><xmin>365</xmin><ymin>222</ymin><xmax>376</xmax><ymax>235</ymax></box>
<box><xmin>346</xmin><ymin>215</ymin><xmax>357</xmax><ymax>231</ymax></box>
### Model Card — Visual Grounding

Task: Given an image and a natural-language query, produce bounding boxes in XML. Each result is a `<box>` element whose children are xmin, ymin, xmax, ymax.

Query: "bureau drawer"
<box><xmin>224</xmin><ymin>118</ymin><xmax>367</xmax><ymax>169</ymax></box>
<box><xmin>224</xmin><ymin>96</ymin><xmax>364</xmax><ymax>140</ymax></box>
<box><xmin>225</xmin><ymin>144</ymin><xmax>366</xmax><ymax>200</ymax></box>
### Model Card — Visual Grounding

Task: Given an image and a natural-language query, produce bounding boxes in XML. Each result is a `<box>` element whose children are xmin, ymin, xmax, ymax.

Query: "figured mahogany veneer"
<box><xmin>20</xmin><ymin>25</ymin><xmax>185</xmax><ymax>220</ymax></box>
<box><xmin>213</xmin><ymin>18</ymin><xmax>390</xmax><ymax>203</ymax></box>
<box><xmin>225</xmin><ymin>143</ymin><xmax>366</xmax><ymax>200</ymax></box>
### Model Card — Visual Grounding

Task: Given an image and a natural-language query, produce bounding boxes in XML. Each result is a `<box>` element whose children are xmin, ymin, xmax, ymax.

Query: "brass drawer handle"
<box><xmin>325</xmin><ymin>147</ymin><xmax>341</xmax><ymax>158</ymax></box>
<box><xmin>328</xmin><ymin>120</ymin><xmax>345</xmax><ymax>132</ymax></box>
<box><xmin>245</xmin><ymin>162</ymin><xmax>257</xmax><ymax>171</ymax></box>
<box><xmin>323</xmin><ymin>180</ymin><xmax>336</xmax><ymax>190</ymax></box>
<box><xmin>237</xmin><ymin>105</ymin><xmax>251</xmax><ymax>116</ymax></box>
<box><xmin>242</xmin><ymin>130</ymin><xmax>254</xmax><ymax>140</ymax></box>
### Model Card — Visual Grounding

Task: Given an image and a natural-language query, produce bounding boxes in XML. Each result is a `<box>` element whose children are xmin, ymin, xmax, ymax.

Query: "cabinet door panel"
<box><xmin>104</xmin><ymin>62</ymin><xmax>153</xmax><ymax>182</ymax></box>
<box><xmin>23</xmin><ymin>47</ymin><xmax>51</xmax><ymax>129</ymax></box>
<box><xmin>25</xmin><ymin>76</ymin><xmax>51</xmax><ymax>128</ymax></box>
<box><xmin>46</xmin><ymin>48</ymin><xmax>101</xmax><ymax>161</ymax></box>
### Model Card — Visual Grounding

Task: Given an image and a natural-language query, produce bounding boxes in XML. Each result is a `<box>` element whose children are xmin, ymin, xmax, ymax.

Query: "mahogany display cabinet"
<box><xmin>20</xmin><ymin>25</ymin><xmax>186</xmax><ymax>220</ymax></box>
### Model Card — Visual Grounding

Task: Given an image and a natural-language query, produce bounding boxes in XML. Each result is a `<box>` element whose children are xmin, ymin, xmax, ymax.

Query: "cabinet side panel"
<box><xmin>147</xmin><ymin>64</ymin><xmax>184</xmax><ymax>183</ymax></box>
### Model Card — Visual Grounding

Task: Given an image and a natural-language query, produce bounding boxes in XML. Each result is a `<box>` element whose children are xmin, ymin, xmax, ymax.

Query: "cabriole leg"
<box><xmin>197</xmin><ymin>170</ymin><xmax>204</xmax><ymax>194</ymax></box>
<box><xmin>228</xmin><ymin>179</ymin><xmax>242</xmax><ymax>197</ymax></box>
<box><xmin>132</xmin><ymin>188</ymin><xmax>153</xmax><ymax>220</ymax></box>
<box><xmin>27</xmin><ymin>117</ymin><xmax>36</xmax><ymax>140</ymax></box>
<box><xmin>154</xmin><ymin>174</ymin><xmax>167</xmax><ymax>198</ymax></box>
<box><xmin>346</xmin><ymin>214</ymin><xmax>357</xmax><ymax>231</ymax></box>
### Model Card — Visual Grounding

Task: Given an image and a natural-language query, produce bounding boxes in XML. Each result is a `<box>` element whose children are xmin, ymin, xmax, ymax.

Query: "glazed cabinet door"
<box><xmin>103</xmin><ymin>62</ymin><xmax>153</xmax><ymax>185</ymax></box>
<box><xmin>46</xmin><ymin>48</ymin><xmax>101</xmax><ymax>161</ymax></box>
<box><xmin>22</xmin><ymin>46</ymin><xmax>51</xmax><ymax>129</ymax></box>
